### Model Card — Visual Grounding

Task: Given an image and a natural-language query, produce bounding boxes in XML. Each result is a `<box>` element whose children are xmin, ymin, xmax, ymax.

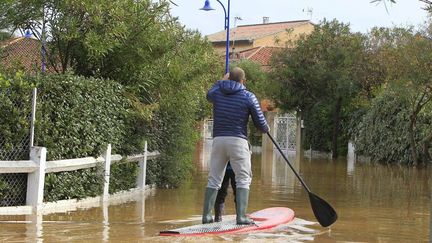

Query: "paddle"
<box><xmin>266</xmin><ymin>132</ymin><xmax>338</xmax><ymax>227</ymax></box>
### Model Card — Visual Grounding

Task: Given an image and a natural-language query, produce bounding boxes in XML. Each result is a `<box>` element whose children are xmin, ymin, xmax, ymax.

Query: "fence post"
<box><xmin>137</xmin><ymin>141</ymin><xmax>148</xmax><ymax>190</ymax></box>
<box><xmin>27</xmin><ymin>146</ymin><xmax>46</xmax><ymax>212</ymax></box>
<box><xmin>102</xmin><ymin>144</ymin><xmax>111</xmax><ymax>202</ymax></box>
<box><xmin>29</xmin><ymin>88</ymin><xmax>37</xmax><ymax>148</ymax></box>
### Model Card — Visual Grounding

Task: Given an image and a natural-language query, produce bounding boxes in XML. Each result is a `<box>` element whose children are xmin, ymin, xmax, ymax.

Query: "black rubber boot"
<box><xmin>202</xmin><ymin>187</ymin><xmax>218</xmax><ymax>224</ymax></box>
<box><xmin>214</xmin><ymin>203</ymin><xmax>224</xmax><ymax>222</ymax></box>
<box><xmin>235</xmin><ymin>188</ymin><xmax>254</xmax><ymax>225</ymax></box>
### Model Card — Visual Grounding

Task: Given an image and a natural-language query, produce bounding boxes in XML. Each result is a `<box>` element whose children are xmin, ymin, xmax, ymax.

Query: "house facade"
<box><xmin>207</xmin><ymin>19</ymin><xmax>314</xmax><ymax>69</ymax></box>
<box><xmin>207</xmin><ymin>19</ymin><xmax>314</xmax><ymax>111</ymax></box>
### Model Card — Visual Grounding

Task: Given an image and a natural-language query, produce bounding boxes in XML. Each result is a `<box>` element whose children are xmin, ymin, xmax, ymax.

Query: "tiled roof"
<box><xmin>233</xmin><ymin>46</ymin><xmax>283</xmax><ymax>67</ymax></box>
<box><xmin>207</xmin><ymin>20</ymin><xmax>311</xmax><ymax>43</ymax></box>
<box><xmin>0</xmin><ymin>37</ymin><xmax>57</xmax><ymax>74</ymax></box>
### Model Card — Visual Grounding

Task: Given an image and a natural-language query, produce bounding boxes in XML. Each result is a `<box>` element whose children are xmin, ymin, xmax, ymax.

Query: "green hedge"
<box><xmin>44</xmin><ymin>167</ymin><xmax>104</xmax><ymax>202</ymax></box>
<box><xmin>31</xmin><ymin>74</ymin><xmax>130</xmax><ymax>201</ymax></box>
<box><xmin>0</xmin><ymin>71</ymin><xmax>34</xmax><ymax>160</ymax></box>
<box><xmin>352</xmin><ymin>88</ymin><xmax>431</xmax><ymax>164</ymax></box>
<box><xmin>109</xmin><ymin>161</ymin><xmax>139</xmax><ymax>194</ymax></box>
<box><xmin>143</xmin><ymin>92</ymin><xmax>199</xmax><ymax>187</ymax></box>
<box><xmin>34</xmin><ymin>74</ymin><xmax>129</xmax><ymax>160</ymax></box>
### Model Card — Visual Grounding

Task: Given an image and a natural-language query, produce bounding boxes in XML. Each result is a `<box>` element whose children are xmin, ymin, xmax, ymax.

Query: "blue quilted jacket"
<box><xmin>207</xmin><ymin>80</ymin><xmax>269</xmax><ymax>140</ymax></box>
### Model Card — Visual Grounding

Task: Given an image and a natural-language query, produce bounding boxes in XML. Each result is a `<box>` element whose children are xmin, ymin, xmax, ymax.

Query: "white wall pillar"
<box><xmin>137</xmin><ymin>141</ymin><xmax>148</xmax><ymax>190</ymax></box>
<box><xmin>27</xmin><ymin>147</ymin><xmax>47</xmax><ymax>212</ymax></box>
<box><xmin>102</xmin><ymin>144</ymin><xmax>111</xmax><ymax>202</ymax></box>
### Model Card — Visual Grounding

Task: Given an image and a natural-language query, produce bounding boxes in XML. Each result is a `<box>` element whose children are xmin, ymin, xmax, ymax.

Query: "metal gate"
<box><xmin>274</xmin><ymin>113</ymin><xmax>296</xmax><ymax>152</ymax></box>
<box><xmin>204</xmin><ymin>119</ymin><xmax>213</xmax><ymax>139</ymax></box>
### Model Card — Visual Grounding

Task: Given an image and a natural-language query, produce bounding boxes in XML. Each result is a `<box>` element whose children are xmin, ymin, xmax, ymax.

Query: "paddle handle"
<box><xmin>266</xmin><ymin>132</ymin><xmax>311</xmax><ymax>193</ymax></box>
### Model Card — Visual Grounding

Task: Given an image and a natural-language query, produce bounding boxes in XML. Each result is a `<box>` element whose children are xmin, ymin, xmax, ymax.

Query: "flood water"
<box><xmin>0</xmin><ymin>139</ymin><xmax>430</xmax><ymax>242</ymax></box>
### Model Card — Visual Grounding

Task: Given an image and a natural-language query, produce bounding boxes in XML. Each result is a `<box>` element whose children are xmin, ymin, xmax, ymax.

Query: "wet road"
<box><xmin>0</xmin><ymin>139</ymin><xmax>430</xmax><ymax>242</ymax></box>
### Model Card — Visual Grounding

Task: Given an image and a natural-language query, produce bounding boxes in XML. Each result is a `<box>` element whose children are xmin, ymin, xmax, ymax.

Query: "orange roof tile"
<box><xmin>207</xmin><ymin>20</ymin><xmax>311</xmax><ymax>43</ymax></box>
<box><xmin>233</xmin><ymin>46</ymin><xmax>283</xmax><ymax>68</ymax></box>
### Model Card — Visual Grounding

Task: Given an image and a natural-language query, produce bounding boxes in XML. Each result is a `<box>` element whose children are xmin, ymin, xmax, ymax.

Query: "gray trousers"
<box><xmin>207</xmin><ymin>136</ymin><xmax>252</xmax><ymax>189</ymax></box>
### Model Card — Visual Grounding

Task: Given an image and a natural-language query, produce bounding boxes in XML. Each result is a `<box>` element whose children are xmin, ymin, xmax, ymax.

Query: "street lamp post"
<box><xmin>200</xmin><ymin>0</ymin><xmax>231</xmax><ymax>74</ymax></box>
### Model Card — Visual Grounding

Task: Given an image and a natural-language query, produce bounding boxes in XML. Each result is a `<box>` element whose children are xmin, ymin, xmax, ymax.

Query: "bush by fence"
<box><xmin>0</xmin><ymin>71</ymin><xmax>33</xmax><ymax>161</ymax></box>
<box><xmin>31</xmin><ymin>74</ymin><xmax>131</xmax><ymax>200</ymax></box>
<box><xmin>0</xmin><ymin>71</ymin><xmax>34</xmax><ymax>206</ymax></box>
<box><xmin>1</xmin><ymin>69</ymin><xmax>209</xmax><ymax>200</ymax></box>
<box><xmin>351</xmin><ymin>87</ymin><xmax>432</xmax><ymax>165</ymax></box>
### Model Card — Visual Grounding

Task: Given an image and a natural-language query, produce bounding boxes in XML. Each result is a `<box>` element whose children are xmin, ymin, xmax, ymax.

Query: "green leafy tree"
<box><xmin>383</xmin><ymin>30</ymin><xmax>432</xmax><ymax>165</ymax></box>
<box><xmin>353</xmin><ymin>83</ymin><xmax>432</xmax><ymax>165</ymax></box>
<box><xmin>0</xmin><ymin>0</ymin><xmax>221</xmax><ymax>187</ymax></box>
<box><xmin>271</xmin><ymin>19</ymin><xmax>368</xmax><ymax>157</ymax></box>
<box><xmin>351</xmin><ymin>26</ymin><xmax>432</xmax><ymax>165</ymax></box>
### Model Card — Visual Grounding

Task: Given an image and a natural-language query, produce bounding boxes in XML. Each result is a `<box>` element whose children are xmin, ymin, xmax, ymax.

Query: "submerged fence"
<box><xmin>0</xmin><ymin>143</ymin><xmax>158</xmax><ymax>215</ymax></box>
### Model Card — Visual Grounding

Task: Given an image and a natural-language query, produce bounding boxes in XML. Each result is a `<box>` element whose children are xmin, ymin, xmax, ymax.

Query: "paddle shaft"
<box><xmin>266</xmin><ymin>132</ymin><xmax>311</xmax><ymax>193</ymax></box>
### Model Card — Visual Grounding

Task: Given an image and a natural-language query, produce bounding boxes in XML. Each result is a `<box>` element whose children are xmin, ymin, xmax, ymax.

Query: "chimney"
<box><xmin>263</xmin><ymin>17</ymin><xmax>269</xmax><ymax>24</ymax></box>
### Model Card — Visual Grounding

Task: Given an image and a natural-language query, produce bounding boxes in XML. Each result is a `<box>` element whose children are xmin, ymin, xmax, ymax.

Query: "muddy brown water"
<box><xmin>0</xmin><ymin>140</ymin><xmax>430</xmax><ymax>242</ymax></box>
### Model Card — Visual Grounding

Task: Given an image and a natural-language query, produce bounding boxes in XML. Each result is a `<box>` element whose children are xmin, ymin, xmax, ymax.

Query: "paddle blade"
<box><xmin>309</xmin><ymin>192</ymin><xmax>338</xmax><ymax>227</ymax></box>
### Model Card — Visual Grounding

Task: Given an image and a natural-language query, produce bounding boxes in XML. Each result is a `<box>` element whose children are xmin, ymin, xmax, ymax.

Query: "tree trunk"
<box><xmin>332</xmin><ymin>97</ymin><xmax>342</xmax><ymax>159</ymax></box>
<box><xmin>408</xmin><ymin>91</ymin><xmax>430</xmax><ymax>166</ymax></box>
<box><xmin>408</xmin><ymin>115</ymin><xmax>418</xmax><ymax>166</ymax></box>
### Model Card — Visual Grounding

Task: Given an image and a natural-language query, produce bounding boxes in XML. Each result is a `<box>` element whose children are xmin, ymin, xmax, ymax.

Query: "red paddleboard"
<box><xmin>159</xmin><ymin>207</ymin><xmax>295</xmax><ymax>236</ymax></box>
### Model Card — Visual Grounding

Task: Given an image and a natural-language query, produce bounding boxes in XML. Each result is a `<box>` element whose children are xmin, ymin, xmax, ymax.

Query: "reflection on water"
<box><xmin>261</xmin><ymin>141</ymin><xmax>299</xmax><ymax>193</ymax></box>
<box><xmin>0</xmin><ymin>139</ymin><xmax>430</xmax><ymax>242</ymax></box>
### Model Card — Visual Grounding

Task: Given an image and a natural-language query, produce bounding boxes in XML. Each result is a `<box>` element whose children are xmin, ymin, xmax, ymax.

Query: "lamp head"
<box><xmin>200</xmin><ymin>0</ymin><xmax>215</xmax><ymax>11</ymax></box>
<box><xmin>24</xmin><ymin>29</ymin><xmax>32</xmax><ymax>38</ymax></box>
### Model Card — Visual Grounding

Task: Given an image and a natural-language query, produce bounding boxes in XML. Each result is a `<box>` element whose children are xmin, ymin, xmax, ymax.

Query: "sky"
<box><xmin>170</xmin><ymin>0</ymin><xmax>430</xmax><ymax>36</ymax></box>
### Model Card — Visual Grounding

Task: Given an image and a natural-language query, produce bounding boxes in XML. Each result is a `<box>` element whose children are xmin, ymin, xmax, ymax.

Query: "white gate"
<box><xmin>274</xmin><ymin>113</ymin><xmax>297</xmax><ymax>152</ymax></box>
<box><xmin>204</xmin><ymin>119</ymin><xmax>213</xmax><ymax>139</ymax></box>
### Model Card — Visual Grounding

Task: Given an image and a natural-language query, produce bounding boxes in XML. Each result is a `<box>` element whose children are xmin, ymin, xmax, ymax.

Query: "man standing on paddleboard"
<box><xmin>203</xmin><ymin>67</ymin><xmax>269</xmax><ymax>225</ymax></box>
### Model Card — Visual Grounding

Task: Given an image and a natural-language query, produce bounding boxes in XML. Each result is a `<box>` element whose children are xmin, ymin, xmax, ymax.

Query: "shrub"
<box><xmin>0</xmin><ymin>71</ymin><xmax>34</xmax><ymax>160</ymax></box>
<box><xmin>109</xmin><ymin>161</ymin><xmax>139</xmax><ymax>194</ymax></box>
<box><xmin>352</xmin><ymin>88</ymin><xmax>431</xmax><ymax>164</ymax></box>
<box><xmin>43</xmin><ymin>167</ymin><xmax>104</xmax><ymax>202</ymax></box>
<box><xmin>143</xmin><ymin>93</ymin><xmax>199</xmax><ymax>187</ymax></box>
<box><xmin>31</xmin><ymin>73</ymin><xmax>130</xmax><ymax>200</ymax></box>
<box><xmin>34</xmin><ymin>74</ymin><xmax>129</xmax><ymax>159</ymax></box>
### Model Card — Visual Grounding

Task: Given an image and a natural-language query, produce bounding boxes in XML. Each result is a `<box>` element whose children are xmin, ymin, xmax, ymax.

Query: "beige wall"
<box><xmin>211</xmin><ymin>23</ymin><xmax>315</xmax><ymax>52</ymax></box>
<box><xmin>254</xmin><ymin>23</ymin><xmax>314</xmax><ymax>48</ymax></box>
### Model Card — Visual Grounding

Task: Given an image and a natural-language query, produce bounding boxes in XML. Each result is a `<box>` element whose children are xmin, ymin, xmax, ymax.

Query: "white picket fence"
<box><xmin>0</xmin><ymin>142</ymin><xmax>159</xmax><ymax>215</ymax></box>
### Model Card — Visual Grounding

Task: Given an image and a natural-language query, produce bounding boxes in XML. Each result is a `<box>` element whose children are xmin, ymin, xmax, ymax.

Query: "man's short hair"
<box><xmin>229</xmin><ymin>67</ymin><xmax>245</xmax><ymax>82</ymax></box>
